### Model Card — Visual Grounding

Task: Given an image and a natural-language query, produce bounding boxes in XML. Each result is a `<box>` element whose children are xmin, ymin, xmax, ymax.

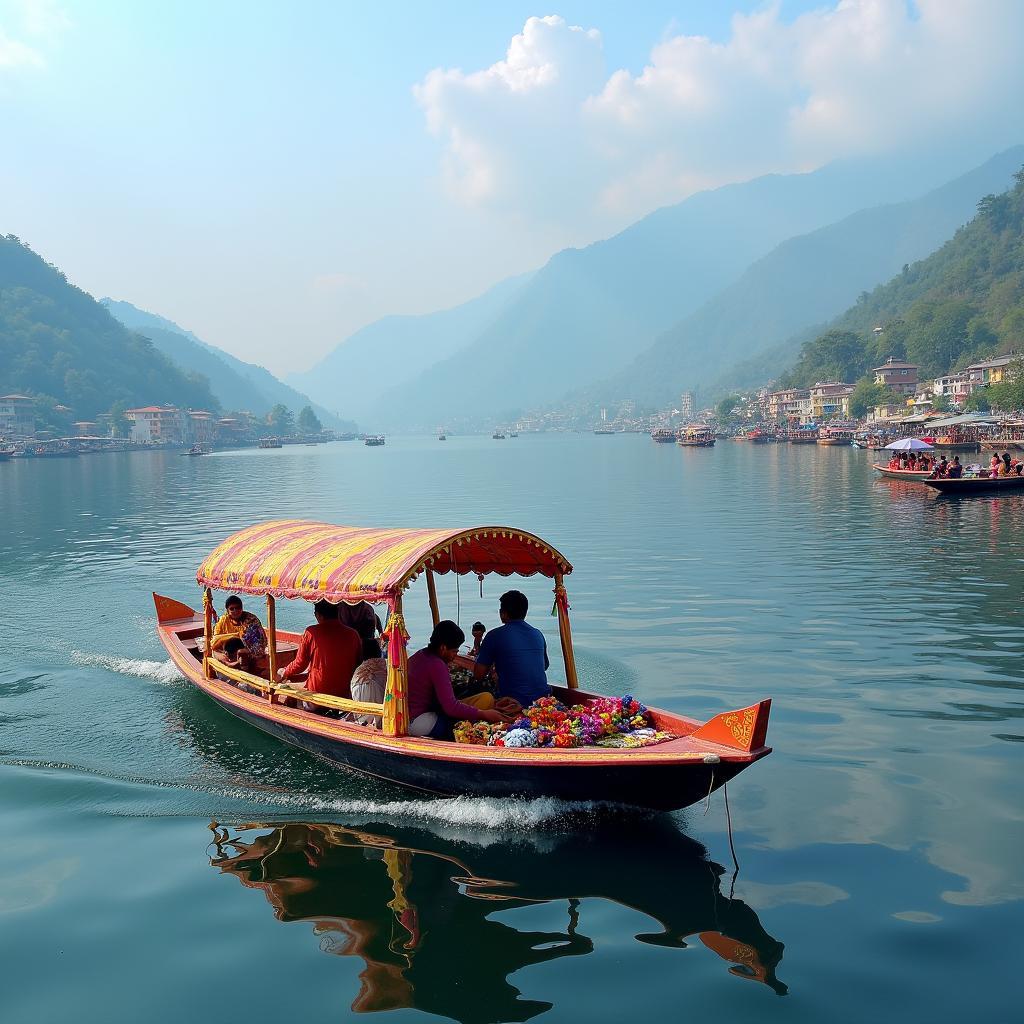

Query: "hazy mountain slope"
<box><xmin>0</xmin><ymin>236</ymin><xmax>218</xmax><ymax>419</ymax></box>
<box><xmin>287</xmin><ymin>271</ymin><xmax>533</xmax><ymax>421</ymax></box>
<box><xmin>773</xmin><ymin>162</ymin><xmax>1024</xmax><ymax>388</ymax></box>
<box><xmin>595</xmin><ymin>146</ymin><xmax>1024</xmax><ymax>407</ymax></box>
<box><xmin>376</xmin><ymin>151</ymin><xmax>984</xmax><ymax>429</ymax></box>
<box><xmin>102</xmin><ymin>299</ymin><xmax>351</xmax><ymax>428</ymax></box>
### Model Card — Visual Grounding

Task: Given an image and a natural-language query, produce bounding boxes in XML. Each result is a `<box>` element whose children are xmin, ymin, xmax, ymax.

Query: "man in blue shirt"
<box><xmin>473</xmin><ymin>590</ymin><xmax>550</xmax><ymax>708</ymax></box>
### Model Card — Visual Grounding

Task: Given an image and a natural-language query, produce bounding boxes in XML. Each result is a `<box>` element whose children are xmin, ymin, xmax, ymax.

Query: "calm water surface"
<box><xmin>1</xmin><ymin>436</ymin><xmax>1021</xmax><ymax>1023</ymax></box>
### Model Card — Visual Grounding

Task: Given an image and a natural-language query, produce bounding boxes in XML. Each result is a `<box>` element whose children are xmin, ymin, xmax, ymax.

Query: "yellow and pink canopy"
<box><xmin>196</xmin><ymin>519</ymin><xmax>573</xmax><ymax>607</ymax></box>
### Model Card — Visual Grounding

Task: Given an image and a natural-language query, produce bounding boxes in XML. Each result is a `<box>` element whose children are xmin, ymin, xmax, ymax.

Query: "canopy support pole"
<box><xmin>425</xmin><ymin>568</ymin><xmax>440</xmax><ymax>627</ymax></box>
<box><xmin>266</xmin><ymin>595</ymin><xmax>278</xmax><ymax>691</ymax></box>
<box><xmin>382</xmin><ymin>594</ymin><xmax>410</xmax><ymax>737</ymax></box>
<box><xmin>553</xmin><ymin>572</ymin><xmax>579</xmax><ymax>690</ymax></box>
<box><xmin>203</xmin><ymin>588</ymin><xmax>214</xmax><ymax>679</ymax></box>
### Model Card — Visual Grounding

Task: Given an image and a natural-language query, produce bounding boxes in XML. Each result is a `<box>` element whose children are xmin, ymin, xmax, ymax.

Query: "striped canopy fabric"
<box><xmin>195</xmin><ymin>520</ymin><xmax>572</xmax><ymax>604</ymax></box>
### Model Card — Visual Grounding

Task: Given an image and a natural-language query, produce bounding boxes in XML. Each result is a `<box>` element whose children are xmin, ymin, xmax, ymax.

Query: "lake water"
<box><xmin>1</xmin><ymin>436</ymin><xmax>1021</xmax><ymax>1023</ymax></box>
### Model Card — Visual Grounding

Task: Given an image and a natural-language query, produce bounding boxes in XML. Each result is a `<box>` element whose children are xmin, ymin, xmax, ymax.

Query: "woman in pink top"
<box><xmin>407</xmin><ymin>621</ymin><xmax>506</xmax><ymax>739</ymax></box>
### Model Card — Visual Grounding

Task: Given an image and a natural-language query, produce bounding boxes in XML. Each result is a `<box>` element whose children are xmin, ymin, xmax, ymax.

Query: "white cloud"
<box><xmin>416</xmin><ymin>2</ymin><xmax>1024</xmax><ymax>234</ymax></box>
<box><xmin>0</xmin><ymin>0</ymin><xmax>68</xmax><ymax>69</ymax></box>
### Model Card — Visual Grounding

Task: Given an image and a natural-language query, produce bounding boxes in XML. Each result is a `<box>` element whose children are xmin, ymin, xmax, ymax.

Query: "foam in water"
<box><xmin>72</xmin><ymin>651</ymin><xmax>184</xmax><ymax>685</ymax></box>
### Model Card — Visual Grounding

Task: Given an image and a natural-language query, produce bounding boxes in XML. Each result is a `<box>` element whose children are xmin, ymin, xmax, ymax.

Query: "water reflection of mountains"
<box><xmin>209</xmin><ymin>816</ymin><xmax>787</xmax><ymax>1022</ymax></box>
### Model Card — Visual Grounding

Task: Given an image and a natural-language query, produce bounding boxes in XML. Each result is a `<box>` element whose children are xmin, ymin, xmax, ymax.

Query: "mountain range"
<box><xmin>297</xmin><ymin>148</ymin><xmax>1008</xmax><ymax>430</ymax></box>
<box><xmin>591</xmin><ymin>145</ymin><xmax>1024</xmax><ymax>409</ymax></box>
<box><xmin>101</xmin><ymin>300</ymin><xmax>351</xmax><ymax>430</ymax></box>
<box><xmin>0</xmin><ymin>235</ymin><xmax>218</xmax><ymax>421</ymax></box>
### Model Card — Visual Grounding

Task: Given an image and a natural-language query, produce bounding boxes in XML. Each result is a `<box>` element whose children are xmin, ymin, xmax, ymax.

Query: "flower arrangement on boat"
<box><xmin>453</xmin><ymin>694</ymin><xmax>675</xmax><ymax>749</ymax></box>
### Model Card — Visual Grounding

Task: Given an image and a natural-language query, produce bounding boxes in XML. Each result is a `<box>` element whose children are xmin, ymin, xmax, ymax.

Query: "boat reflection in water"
<box><xmin>208</xmin><ymin>815</ymin><xmax>787</xmax><ymax>1019</ymax></box>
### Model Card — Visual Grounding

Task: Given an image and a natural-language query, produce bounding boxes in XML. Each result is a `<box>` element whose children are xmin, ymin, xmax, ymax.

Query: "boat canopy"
<box><xmin>195</xmin><ymin>519</ymin><xmax>573</xmax><ymax>605</ymax></box>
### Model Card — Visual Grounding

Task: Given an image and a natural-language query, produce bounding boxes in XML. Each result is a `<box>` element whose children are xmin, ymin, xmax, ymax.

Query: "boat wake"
<box><xmin>301</xmin><ymin>793</ymin><xmax>623</xmax><ymax>833</ymax></box>
<box><xmin>72</xmin><ymin>651</ymin><xmax>184</xmax><ymax>685</ymax></box>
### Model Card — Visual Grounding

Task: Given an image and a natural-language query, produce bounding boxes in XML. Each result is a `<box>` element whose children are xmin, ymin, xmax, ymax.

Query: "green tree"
<box><xmin>986</xmin><ymin>359</ymin><xmax>1024</xmax><ymax>412</ymax></box>
<box><xmin>716</xmin><ymin>395</ymin><xmax>741</xmax><ymax>420</ymax></box>
<box><xmin>931</xmin><ymin>394</ymin><xmax>951</xmax><ymax>413</ymax></box>
<box><xmin>297</xmin><ymin>405</ymin><xmax>322</xmax><ymax>434</ymax></box>
<box><xmin>107</xmin><ymin>400</ymin><xmax>129</xmax><ymax>437</ymax></box>
<box><xmin>267</xmin><ymin>404</ymin><xmax>295</xmax><ymax>435</ymax></box>
<box><xmin>964</xmin><ymin>390</ymin><xmax>991</xmax><ymax>412</ymax></box>
<box><xmin>848</xmin><ymin>377</ymin><xmax>903</xmax><ymax>419</ymax></box>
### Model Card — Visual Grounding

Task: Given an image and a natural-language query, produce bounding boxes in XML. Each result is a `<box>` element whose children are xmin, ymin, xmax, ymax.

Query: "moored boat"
<box><xmin>924</xmin><ymin>474</ymin><xmax>1024</xmax><ymax>495</ymax></box>
<box><xmin>787</xmin><ymin>429</ymin><xmax>819</xmax><ymax>443</ymax></box>
<box><xmin>258</xmin><ymin>437</ymin><xmax>282</xmax><ymax>449</ymax></box>
<box><xmin>817</xmin><ymin>427</ymin><xmax>855</xmax><ymax>446</ymax></box>
<box><xmin>871</xmin><ymin>464</ymin><xmax>932</xmax><ymax>481</ymax></box>
<box><xmin>364</xmin><ymin>435</ymin><xmax>386</xmax><ymax>446</ymax></box>
<box><xmin>154</xmin><ymin>520</ymin><xmax>772</xmax><ymax>811</ymax></box>
<box><xmin>651</xmin><ymin>429</ymin><xmax>676</xmax><ymax>443</ymax></box>
<box><xmin>676</xmin><ymin>426</ymin><xmax>715</xmax><ymax>447</ymax></box>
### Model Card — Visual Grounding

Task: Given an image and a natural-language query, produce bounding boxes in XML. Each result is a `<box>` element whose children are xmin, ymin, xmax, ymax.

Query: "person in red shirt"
<box><xmin>277</xmin><ymin>600</ymin><xmax>362</xmax><ymax>699</ymax></box>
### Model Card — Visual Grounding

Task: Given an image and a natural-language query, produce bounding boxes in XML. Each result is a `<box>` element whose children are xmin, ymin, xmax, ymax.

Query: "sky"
<box><xmin>2</xmin><ymin>0</ymin><xmax>1023</xmax><ymax>375</ymax></box>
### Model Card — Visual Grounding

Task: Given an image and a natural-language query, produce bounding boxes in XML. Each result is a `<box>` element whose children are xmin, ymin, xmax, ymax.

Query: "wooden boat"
<box><xmin>788</xmin><ymin>430</ymin><xmax>818</xmax><ymax>443</ymax></box>
<box><xmin>930</xmin><ymin>437</ymin><xmax>980</xmax><ymax>452</ymax></box>
<box><xmin>817</xmin><ymin>428</ymin><xmax>855</xmax><ymax>446</ymax></box>
<box><xmin>980</xmin><ymin>439</ymin><xmax>1024</xmax><ymax>452</ymax></box>
<box><xmin>676</xmin><ymin>426</ymin><xmax>715</xmax><ymax>447</ymax></box>
<box><xmin>258</xmin><ymin>437</ymin><xmax>282</xmax><ymax>449</ymax></box>
<box><xmin>871</xmin><ymin>464</ymin><xmax>932</xmax><ymax>481</ymax></box>
<box><xmin>651</xmin><ymin>429</ymin><xmax>676</xmax><ymax>443</ymax></box>
<box><xmin>492</xmin><ymin>432</ymin><xmax>506</xmax><ymax>440</ymax></box>
<box><xmin>438</xmin><ymin>434</ymin><xmax>446</xmax><ymax>441</ymax></box>
<box><xmin>364</xmin><ymin>435</ymin><xmax>386</xmax><ymax>446</ymax></box>
<box><xmin>0</xmin><ymin>448</ymin><xmax>13</xmax><ymax>462</ymax></box>
<box><xmin>593</xmin><ymin>427</ymin><xmax>615</xmax><ymax>435</ymax></box>
<box><xmin>924</xmin><ymin>474</ymin><xmax>1024</xmax><ymax>495</ymax></box>
<box><xmin>154</xmin><ymin>521</ymin><xmax>771</xmax><ymax>812</ymax></box>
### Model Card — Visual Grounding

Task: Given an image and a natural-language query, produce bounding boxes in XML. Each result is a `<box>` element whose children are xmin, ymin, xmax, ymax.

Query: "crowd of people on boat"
<box><xmin>207</xmin><ymin>588</ymin><xmax>551</xmax><ymax>739</ymax></box>
<box><xmin>985</xmin><ymin>452</ymin><xmax>1024</xmax><ymax>478</ymax></box>
<box><xmin>885</xmin><ymin>452</ymin><xmax>963</xmax><ymax>476</ymax></box>
<box><xmin>885</xmin><ymin>449</ymin><xmax>1024</xmax><ymax>479</ymax></box>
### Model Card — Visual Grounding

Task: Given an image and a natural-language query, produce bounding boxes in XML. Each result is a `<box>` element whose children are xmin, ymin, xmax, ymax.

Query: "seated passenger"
<box><xmin>276</xmin><ymin>599</ymin><xmax>362</xmax><ymax>701</ymax></box>
<box><xmin>946</xmin><ymin>456</ymin><xmax>963</xmax><ymax>479</ymax></box>
<box><xmin>408</xmin><ymin>621</ymin><xmax>507</xmax><ymax>739</ymax></box>
<box><xmin>337</xmin><ymin>600</ymin><xmax>384</xmax><ymax>658</ymax></box>
<box><xmin>350</xmin><ymin>637</ymin><xmax>388</xmax><ymax>727</ymax></box>
<box><xmin>211</xmin><ymin>595</ymin><xmax>269</xmax><ymax>676</ymax></box>
<box><xmin>468</xmin><ymin>621</ymin><xmax>486</xmax><ymax>658</ymax></box>
<box><xmin>473</xmin><ymin>590</ymin><xmax>551</xmax><ymax>711</ymax></box>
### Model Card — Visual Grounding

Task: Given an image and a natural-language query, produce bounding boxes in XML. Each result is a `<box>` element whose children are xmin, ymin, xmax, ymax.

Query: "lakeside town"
<box><xmin>3</xmin><ymin>353</ymin><xmax>1023</xmax><ymax>457</ymax></box>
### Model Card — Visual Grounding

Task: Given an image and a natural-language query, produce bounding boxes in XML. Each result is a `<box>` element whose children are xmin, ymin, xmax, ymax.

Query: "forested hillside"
<box><xmin>0</xmin><ymin>236</ymin><xmax>217</xmax><ymax>419</ymax></box>
<box><xmin>778</xmin><ymin>166</ymin><xmax>1024</xmax><ymax>390</ymax></box>
<box><xmin>102</xmin><ymin>299</ymin><xmax>351</xmax><ymax>429</ymax></box>
<box><xmin>584</xmin><ymin>148</ymin><xmax>1022</xmax><ymax>409</ymax></box>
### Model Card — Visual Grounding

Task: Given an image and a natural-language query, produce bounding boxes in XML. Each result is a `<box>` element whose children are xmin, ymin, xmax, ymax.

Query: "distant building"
<box><xmin>125</xmin><ymin>406</ymin><xmax>186</xmax><ymax>444</ymax></box>
<box><xmin>188</xmin><ymin>410</ymin><xmax>215</xmax><ymax>445</ymax></box>
<box><xmin>873</xmin><ymin>358</ymin><xmax>919</xmax><ymax>396</ymax></box>
<box><xmin>599</xmin><ymin>407</ymin><xmax>608</xmax><ymax>422</ymax></box>
<box><xmin>932</xmin><ymin>372</ymin><xmax>974</xmax><ymax>404</ymax></box>
<box><xmin>679</xmin><ymin>392</ymin><xmax>694</xmax><ymax>419</ymax></box>
<box><xmin>0</xmin><ymin>394</ymin><xmax>35</xmax><ymax>438</ymax></box>
<box><xmin>767</xmin><ymin>387</ymin><xmax>809</xmax><ymax>422</ymax></box>
<box><xmin>72</xmin><ymin>420</ymin><xmax>99</xmax><ymax>436</ymax></box>
<box><xmin>809</xmin><ymin>382</ymin><xmax>855</xmax><ymax>420</ymax></box>
<box><xmin>965</xmin><ymin>354</ymin><xmax>1018</xmax><ymax>387</ymax></box>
